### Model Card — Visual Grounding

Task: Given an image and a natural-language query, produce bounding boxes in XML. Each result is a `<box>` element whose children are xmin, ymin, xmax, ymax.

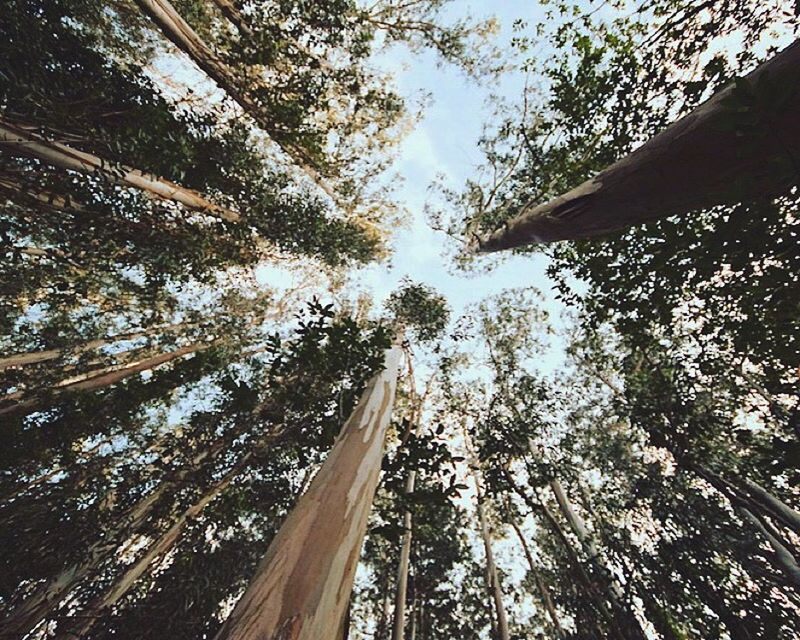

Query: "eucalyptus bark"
<box><xmin>134</xmin><ymin>0</ymin><xmax>335</xmax><ymax>199</ymax></box>
<box><xmin>213</xmin><ymin>344</ymin><xmax>402</xmax><ymax>640</ymax></box>
<box><xmin>2</xmin><ymin>419</ymin><xmax>274</xmax><ymax>638</ymax></box>
<box><xmin>0</xmin><ymin>119</ymin><xmax>240</xmax><ymax>222</ymax></box>
<box><xmin>506</xmin><ymin>513</ymin><xmax>564</xmax><ymax>637</ymax></box>
<box><xmin>475</xmin><ymin>490</ymin><xmax>510</xmax><ymax>640</ymax></box>
<box><xmin>0</xmin><ymin>321</ymin><xmax>190</xmax><ymax>371</ymax></box>
<box><xmin>391</xmin><ymin>469</ymin><xmax>416</xmax><ymax>640</ymax></box>
<box><xmin>0</xmin><ymin>340</ymin><xmax>216</xmax><ymax>418</ymax></box>
<box><xmin>478</xmin><ymin>40</ymin><xmax>800</xmax><ymax>250</ymax></box>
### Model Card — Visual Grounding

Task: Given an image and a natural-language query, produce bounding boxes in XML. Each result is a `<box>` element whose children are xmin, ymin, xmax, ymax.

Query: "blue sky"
<box><xmin>349</xmin><ymin>1</ymin><xmax>560</xmax><ymax>322</ymax></box>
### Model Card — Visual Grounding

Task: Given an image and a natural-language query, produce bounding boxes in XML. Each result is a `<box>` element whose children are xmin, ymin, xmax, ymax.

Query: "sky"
<box><xmin>350</xmin><ymin>0</ymin><xmax>557</xmax><ymax>322</ymax></box>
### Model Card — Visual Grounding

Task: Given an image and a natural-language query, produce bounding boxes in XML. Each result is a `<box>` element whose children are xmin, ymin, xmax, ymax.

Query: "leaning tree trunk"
<box><xmin>134</xmin><ymin>0</ymin><xmax>336</xmax><ymax>199</ymax></box>
<box><xmin>0</xmin><ymin>119</ymin><xmax>240</xmax><ymax>222</ymax></box>
<box><xmin>0</xmin><ymin>321</ymin><xmax>191</xmax><ymax>371</ymax></box>
<box><xmin>471</xmin><ymin>477</ymin><xmax>510</xmax><ymax>640</ymax></box>
<box><xmin>506</xmin><ymin>512</ymin><xmax>564</xmax><ymax>638</ymax></box>
<box><xmin>213</xmin><ymin>343</ymin><xmax>403</xmax><ymax>640</ymax></box>
<box><xmin>478</xmin><ymin>40</ymin><xmax>800</xmax><ymax>250</ymax></box>
<box><xmin>0</xmin><ymin>340</ymin><xmax>216</xmax><ymax>418</ymax></box>
<box><xmin>738</xmin><ymin>507</ymin><xmax>800</xmax><ymax>589</ymax></box>
<box><xmin>740</xmin><ymin>476</ymin><xmax>800</xmax><ymax>535</ymax></box>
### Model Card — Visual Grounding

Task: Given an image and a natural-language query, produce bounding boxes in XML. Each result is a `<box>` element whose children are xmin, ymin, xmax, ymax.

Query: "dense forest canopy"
<box><xmin>1</xmin><ymin>1</ymin><xmax>798</xmax><ymax>639</ymax></box>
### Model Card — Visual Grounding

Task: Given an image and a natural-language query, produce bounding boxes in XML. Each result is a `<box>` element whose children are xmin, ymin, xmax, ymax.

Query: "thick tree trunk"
<box><xmin>391</xmin><ymin>469</ymin><xmax>416</xmax><ymax>640</ymax></box>
<box><xmin>134</xmin><ymin>0</ymin><xmax>335</xmax><ymax>199</ymax></box>
<box><xmin>0</xmin><ymin>321</ymin><xmax>190</xmax><ymax>371</ymax></box>
<box><xmin>507</xmin><ymin>513</ymin><xmax>564</xmax><ymax>637</ymax></box>
<box><xmin>0</xmin><ymin>119</ymin><xmax>240</xmax><ymax>222</ymax></box>
<box><xmin>478</xmin><ymin>40</ymin><xmax>800</xmax><ymax>250</ymax></box>
<box><xmin>0</xmin><ymin>340</ymin><xmax>215</xmax><ymax>418</ymax></box>
<box><xmin>213</xmin><ymin>344</ymin><xmax>402</xmax><ymax>640</ymax></box>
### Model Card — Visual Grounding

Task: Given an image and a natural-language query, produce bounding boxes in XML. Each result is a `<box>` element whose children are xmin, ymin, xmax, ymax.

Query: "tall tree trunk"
<box><xmin>0</xmin><ymin>340</ymin><xmax>216</xmax><ymax>418</ymax></box>
<box><xmin>213</xmin><ymin>343</ymin><xmax>403</xmax><ymax>640</ymax></box>
<box><xmin>738</xmin><ymin>507</ymin><xmax>800</xmax><ymax>589</ymax></box>
<box><xmin>133</xmin><ymin>0</ymin><xmax>336</xmax><ymax>199</ymax></box>
<box><xmin>740</xmin><ymin>476</ymin><xmax>800</xmax><ymax>535</ymax></box>
<box><xmin>0</xmin><ymin>119</ymin><xmax>240</xmax><ymax>222</ymax></box>
<box><xmin>506</xmin><ymin>512</ymin><xmax>564</xmax><ymax>638</ymax></box>
<box><xmin>473</xmin><ymin>486</ymin><xmax>510</xmax><ymax>640</ymax></box>
<box><xmin>391</xmin><ymin>468</ymin><xmax>416</xmax><ymax>640</ymax></box>
<box><xmin>0</xmin><ymin>321</ymin><xmax>191</xmax><ymax>371</ymax></box>
<box><xmin>478</xmin><ymin>40</ymin><xmax>800</xmax><ymax>250</ymax></box>
<box><xmin>0</xmin><ymin>416</ymin><xmax>274</xmax><ymax>639</ymax></box>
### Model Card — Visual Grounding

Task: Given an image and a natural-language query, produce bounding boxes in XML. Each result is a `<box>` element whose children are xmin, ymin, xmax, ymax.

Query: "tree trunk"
<box><xmin>506</xmin><ymin>512</ymin><xmax>564</xmax><ymax>638</ymax></box>
<box><xmin>0</xmin><ymin>340</ymin><xmax>216</xmax><ymax>418</ymax></box>
<box><xmin>60</xmin><ymin>452</ymin><xmax>257</xmax><ymax>638</ymax></box>
<box><xmin>213</xmin><ymin>343</ymin><xmax>402</xmax><ymax>640</ymax></box>
<box><xmin>0</xmin><ymin>119</ymin><xmax>240</xmax><ymax>222</ymax></box>
<box><xmin>0</xmin><ymin>321</ymin><xmax>190</xmax><ymax>371</ymax></box>
<box><xmin>134</xmin><ymin>0</ymin><xmax>336</xmax><ymax>199</ymax></box>
<box><xmin>474</xmin><ymin>489</ymin><xmax>510</xmax><ymax>640</ymax></box>
<box><xmin>2</xmin><ymin>418</ymin><xmax>280</xmax><ymax>638</ymax></box>
<box><xmin>740</xmin><ymin>476</ymin><xmax>800</xmax><ymax>536</ymax></box>
<box><xmin>739</xmin><ymin>506</ymin><xmax>800</xmax><ymax>589</ymax></box>
<box><xmin>0</xmin><ymin>171</ymin><xmax>87</xmax><ymax>214</ymax></box>
<box><xmin>391</xmin><ymin>469</ymin><xmax>416</xmax><ymax>640</ymax></box>
<box><xmin>478</xmin><ymin>40</ymin><xmax>800</xmax><ymax>250</ymax></box>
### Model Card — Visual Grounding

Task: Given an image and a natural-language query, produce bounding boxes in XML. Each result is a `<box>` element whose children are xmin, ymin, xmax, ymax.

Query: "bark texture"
<box><xmin>0</xmin><ymin>119</ymin><xmax>240</xmax><ymax>222</ymax></box>
<box><xmin>478</xmin><ymin>40</ymin><xmax>800</xmax><ymax>250</ymax></box>
<box><xmin>214</xmin><ymin>345</ymin><xmax>402</xmax><ymax>640</ymax></box>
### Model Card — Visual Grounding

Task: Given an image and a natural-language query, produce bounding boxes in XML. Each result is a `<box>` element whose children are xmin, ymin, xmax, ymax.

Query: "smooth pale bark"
<box><xmin>472</xmin><ymin>482</ymin><xmax>510</xmax><ymax>640</ymax></box>
<box><xmin>213</xmin><ymin>344</ymin><xmax>402</xmax><ymax>640</ymax></box>
<box><xmin>507</xmin><ymin>513</ymin><xmax>564</xmax><ymax>638</ymax></box>
<box><xmin>62</xmin><ymin>452</ymin><xmax>257</xmax><ymax>638</ymax></box>
<box><xmin>134</xmin><ymin>0</ymin><xmax>336</xmax><ymax>199</ymax></box>
<box><xmin>391</xmin><ymin>469</ymin><xmax>416</xmax><ymax>640</ymax></box>
<box><xmin>478</xmin><ymin>40</ymin><xmax>800</xmax><ymax>250</ymax></box>
<box><xmin>738</xmin><ymin>507</ymin><xmax>800</xmax><ymax>589</ymax></box>
<box><xmin>0</xmin><ymin>321</ymin><xmax>189</xmax><ymax>371</ymax></box>
<box><xmin>0</xmin><ymin>340</ymin><xmax>215</xmax><ymax>418</ymax></box>
<box><xmin>3</xmin><ymin>418</ymin><xmax>274</xmax><ymax>638</ymax></box>
<box><xmin>0</xmin><ymin>119</ymin><xmax>240</xmax><ymax>222</ymax></box>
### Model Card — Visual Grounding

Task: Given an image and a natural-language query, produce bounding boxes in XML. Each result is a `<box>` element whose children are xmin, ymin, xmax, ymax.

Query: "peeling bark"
<box><xmin>0</xmin><ymin>119</ymin><xmax>240</xmax><ymax>222</ymax></box>
<box><xmin>478</xmin><ymin>40</ymin><xmax>800</xmax><ymax>250</ymax></box>
<box><xmin>214</xmin><ymin>345</ymin><xmax>402</xmax><ymax>640</ymax></box>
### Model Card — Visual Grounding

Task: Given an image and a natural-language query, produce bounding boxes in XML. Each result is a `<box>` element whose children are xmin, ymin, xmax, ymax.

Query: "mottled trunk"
<box><xmin>507</xmin><ymin>513</ymin><xmax>563</xmax><ymax>637</ymax></box>
<box><xmin>134</xmin><ymin>0</ymin><xmax>335</xmax><ymax>199</ymax></box>
<box><xmin>213</xmin><ymin>344</ymin><xmax>402</xmax><ymax>640</ymax></box>
<box><xmin>0</xmin><ymin>321</ymin><xmax>190</xmax><ymax>371</ymax></box>
<box><xmin>0</xmin><ymin>340</ymin><xmax>215</xmax><ymax>418</ymax></box>
<box><xmin>0</xmin><ymin>119</ymin><xmax>239</xmax><ymax>222</ymax></box>
<box><xmin>391</xmin><ymin>469</ymin><xmax>416</xmax><ymax>640</ymax></box>
<box><xmin>478</xmin><ymin>40</ymin><xmax>800</xmax><ymax>250</ymax></box>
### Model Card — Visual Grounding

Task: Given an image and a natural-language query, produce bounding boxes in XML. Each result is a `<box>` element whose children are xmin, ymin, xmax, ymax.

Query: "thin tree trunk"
<box><xmin>0</xmin><ymin>119</ymin><xmax>240</xmax><ymax>222</ymax></box>
<box><xmin>740</xmin><ymin>477</ymin><xmax>800</xmax><ymax>535</ymax></box>
<box><xmin>134</xmin><ymin>0</ymin><xmax>336</xmax><ymax>199</ymax></box>
<box><xmin>478</xmin><ymin>40</ymin><xmax>800</xmax><ymax>250</ymax></box>
<box><xmin>2</xmin><ymin>418</ymin><xmax>279</xmax><ymax>638</ymax></box>
<box><xmin>213</xmin><ymin>343</ymin><xmax>403</xmax><ymax>640</ymax></box>
<box><xmin>0</xmin><ymin>340</ymin><xmax>216</xmax><ymax>418</ymax></box>
<box><xmin>0</xmin><ymin>172</ymin><xmax>87</xmax><ymax>214</ymax></box>
<box><xmin>391</xmin><ymin>469</ymin><xmax>416</xmax><ymax>640</ymax></box>
<box><xmin>0</xmin><ymin>321</ymin><xmax>190</xmax><ymax>371</ymax></box>
<box><xmin>740</xmin><ymin>506</ymin><xmax>800</xmax><ymax>589</ymax></box>
<box><xmin>474</xmin><ymin>487</ymin><xmax>510</xmax><ymax>640</ymax></box>
<box><xmin>506</xmin><ymin>512</ymin><xmax>564</xmax><ymax>637</ymax></box>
